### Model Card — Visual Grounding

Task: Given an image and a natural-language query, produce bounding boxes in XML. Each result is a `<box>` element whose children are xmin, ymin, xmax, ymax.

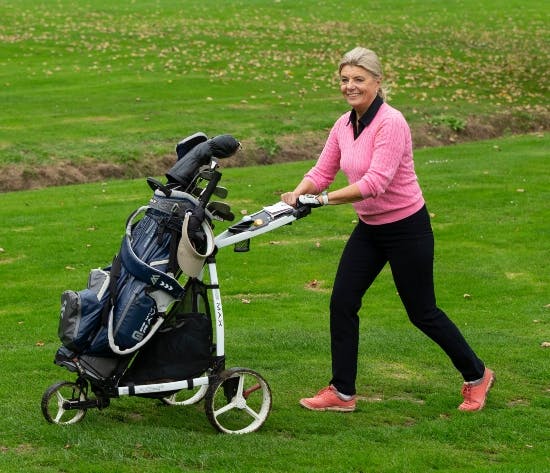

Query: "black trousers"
<box><xmin>329</xmin><ymin>205</ymin><xmax>485</xmax><ymax>396</ymax></box>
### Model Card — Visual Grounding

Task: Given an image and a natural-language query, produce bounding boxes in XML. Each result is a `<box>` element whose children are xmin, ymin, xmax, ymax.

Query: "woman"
<box><xmin>281</xmin><ymin>47</ymin><xmax>494</xmax><ymax>412</ymax></box>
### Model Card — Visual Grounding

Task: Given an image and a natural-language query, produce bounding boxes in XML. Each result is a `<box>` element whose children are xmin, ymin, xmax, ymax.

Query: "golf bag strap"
<box><xmin>107</xmin><ymin>305</ymin><xmax>166</xmax><ymax>356</ymax></box>
<box><xmin>100</xmin><ymin>255</ymin><xmax>122</xmax><ymax>326</ymax></box>
<box><xmin>120</xmin><ymin>206</ymin><xmax>185</xmax><ymax>299</ymax></box>
<box><xmin>120</xmin><ymin>235</ymin><xmax>185</xmax><ymax>299</ymax></box>
<box><xmin>167</xmin><ymin>227</ymin><xmax>180</xmax><ymax>275</ymax></box>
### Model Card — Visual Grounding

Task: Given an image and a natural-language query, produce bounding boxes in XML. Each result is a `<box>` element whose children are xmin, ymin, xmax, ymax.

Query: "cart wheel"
<box><xmin>205</xmin><ymin>367</ymin><xmax>272</xmax><ymax>434</ymax></box>
<box><xmin>41</xmin><ymin>381</ymin><xmax>87</xmax><ymax>425</ymax></box>
<box><xmin>161</xmin><ymin>384</ymin><xmax>208</xmax><ymax>406</ymax></box>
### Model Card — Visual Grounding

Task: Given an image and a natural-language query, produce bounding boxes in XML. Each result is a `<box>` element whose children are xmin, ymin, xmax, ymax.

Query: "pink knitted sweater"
<box><xmin>304</xmin><ymin>103</ymin><xmax>425</xmax><ymax>225</ymax></box>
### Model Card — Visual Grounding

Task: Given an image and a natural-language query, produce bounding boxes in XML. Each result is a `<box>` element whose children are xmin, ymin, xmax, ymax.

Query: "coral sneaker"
<box><xmin>458</xmin><ymin>368</ymin><xmax>495</xmax><ymax>411</ymax></box>
<box><xmin>299</xmin><ymin>385</ymin><xmax>356</xmax><ymax>412</ymax></box>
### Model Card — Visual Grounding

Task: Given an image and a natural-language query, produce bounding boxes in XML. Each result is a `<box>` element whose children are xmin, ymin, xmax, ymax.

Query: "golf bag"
<box><xmin>64</xmin><ymin>191</ymin><xmax>195</xmax><ymax>357</ymax></box>
<box><xmin>56</xmin><ymin>133</ymin><xmax>239</xmax><ymax>364</ymax></box>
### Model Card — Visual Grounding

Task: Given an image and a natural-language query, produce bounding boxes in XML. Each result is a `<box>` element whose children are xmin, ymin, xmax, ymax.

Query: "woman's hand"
<box><xmin>280</xmin><ymin>191</ymin><xmax>299</xmax><ymax>207</ymax></box>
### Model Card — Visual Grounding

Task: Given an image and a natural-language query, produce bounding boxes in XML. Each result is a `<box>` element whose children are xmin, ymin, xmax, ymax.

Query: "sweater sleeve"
<box><xmin>356</xmin><ymin>111</ymin><xmax>410</xmax><ymax>199</ymax></box>
<box><xmin>303</xmin><ymin>116</ymin><xmax>347</xmax><ymax>192</ymax></box>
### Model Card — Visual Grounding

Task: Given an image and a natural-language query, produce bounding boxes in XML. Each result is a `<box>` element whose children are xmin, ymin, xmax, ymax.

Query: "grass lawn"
<box><xmin>0</xmin><ymin>133</ymin><xmax>548</xmax><ymax>472</ymax></box>
<box><xmin>0</xmin><ymin>0</ymin><xmax>548</xmax><ymax>182</ymax></box>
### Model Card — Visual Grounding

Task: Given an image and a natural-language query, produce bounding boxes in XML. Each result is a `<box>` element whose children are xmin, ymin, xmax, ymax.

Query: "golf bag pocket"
<box><xmin>121</xmin><ymin>311</ymin><xmax>213</xmax><ymax>386</ymax></box>
<box><xmin>84</xmin><ymin>262</ymin><xmax>167</xmax><ymax>357</ymax></box>
<box><xmin>58</xmin><ymin>269</ymin><xmax>110</xmax><ymax>353</ymax></box>
<box><xmin>109</xmin><ymin>274</ymin><xmax>160</xmax><ymax>351</ymax></box>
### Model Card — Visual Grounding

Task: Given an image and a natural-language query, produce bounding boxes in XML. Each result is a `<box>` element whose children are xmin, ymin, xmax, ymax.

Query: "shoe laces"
<box><xmin>461</xmin><ymin>383</ymin><xmax>479</xmax><ymax>402</ymax></box>
<box><xmin>317</xmin><ymin>386</ymin><xmax>333</xmax><ymax>396</ymax></box>
<box><xmin>461</xmin><ymin>380</ymin><xmax>485</xmax><ymax>403</ymax></box>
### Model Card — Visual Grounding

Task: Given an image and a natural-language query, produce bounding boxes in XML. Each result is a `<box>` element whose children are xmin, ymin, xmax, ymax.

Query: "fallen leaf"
<box><xmin>306</xmin><ymin>280</ymin><xmax>319</xmax><ymax>288</ymax></box>
<box><xmin>463</xmin><ymin>293</ymin><xmax>471</xmax><ymax>299</ymax></box>
<box><xmin>15</xmin><ymin>444</ymin><xmax>32</xmax><ymax>453</ymax></box>
<box><xmin>241</xmin><ymin>298</ymin><xmax>251</xmax><ymax>304</ymax></box>
<box><xmin>35</xmin><ymin>341</ymin><xmax>45</xmax><ymax>347</ymax></box>
<box><xmin>240</xmin><ymin>209</ymin><xmax>248</xmax><ymax>215</ymax></box>
<box><xmin>507</xmin><ymin>398</ymin><xmax>529</xmax><ymax>407</ymax></box>
<box><xmin>516</xmin><ymin>188</ymin><xmax>525</xmax><ymax>193</ymax></box>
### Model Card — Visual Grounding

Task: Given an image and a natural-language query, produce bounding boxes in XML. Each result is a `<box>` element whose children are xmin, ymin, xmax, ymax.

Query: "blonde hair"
<box><xmin>338</xmin><ymin>47</ymin><xmax>387</xmax><ymax>100</ymax></box>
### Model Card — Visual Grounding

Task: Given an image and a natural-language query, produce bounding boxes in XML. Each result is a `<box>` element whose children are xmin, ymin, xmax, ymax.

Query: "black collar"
<box><xmin>347</xmin><ymin>95</ymin><xmax>384</xmax><ymax>138</ymax></box>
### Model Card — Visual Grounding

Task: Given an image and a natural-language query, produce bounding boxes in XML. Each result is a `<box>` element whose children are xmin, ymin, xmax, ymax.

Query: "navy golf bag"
<box><xmin>55</xmin><ymin>133</ymin><xmax>239</xmax><ymax>378</ymax></box>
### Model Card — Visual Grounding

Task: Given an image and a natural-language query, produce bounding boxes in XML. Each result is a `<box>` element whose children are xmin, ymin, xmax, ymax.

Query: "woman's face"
<box><xmin>339</xmin><ymin>65</ymin><xmax>380</xmax><ymax>117</ymax></box>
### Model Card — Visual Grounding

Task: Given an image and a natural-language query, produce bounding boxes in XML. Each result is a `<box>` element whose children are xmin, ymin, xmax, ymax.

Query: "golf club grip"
<box><xmin>199</xmin><ymin>171</ymin><xmax>222</xmax><ymax>206</ymax></box>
